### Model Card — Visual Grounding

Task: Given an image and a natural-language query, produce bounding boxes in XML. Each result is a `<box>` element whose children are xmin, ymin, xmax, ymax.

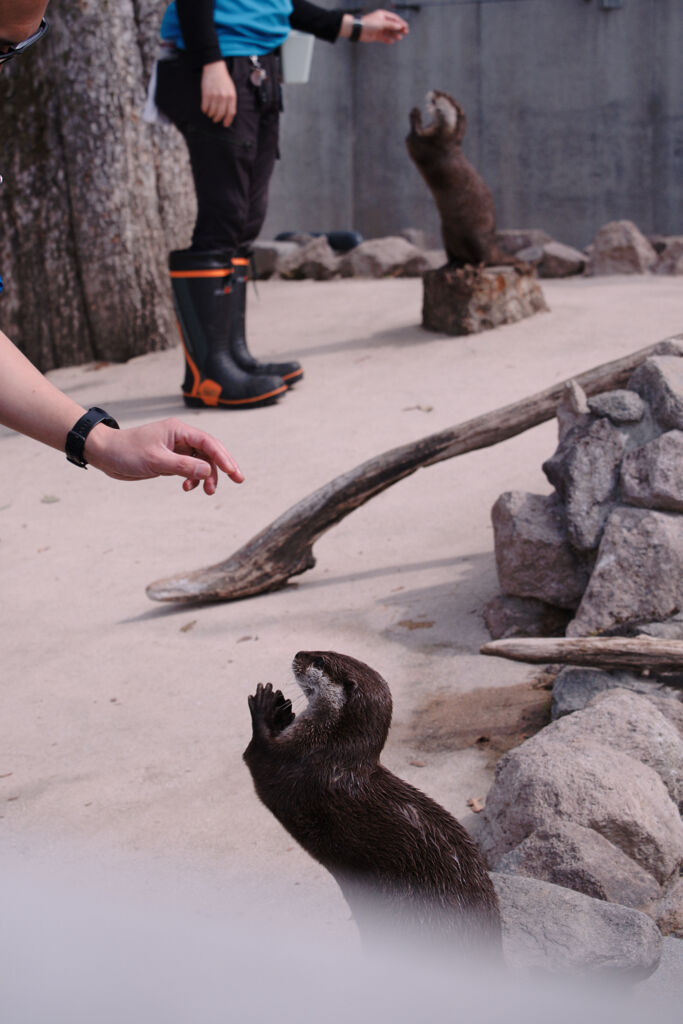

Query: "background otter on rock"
<box><xmin>406</xmin><ymin>91</ymin><xmax>512</xmax><ymax>268</ymax></box>
<box><xmin>244</xmin><ymin>650</ymin><xmax>502</xmax><ymax>951</ymax></box>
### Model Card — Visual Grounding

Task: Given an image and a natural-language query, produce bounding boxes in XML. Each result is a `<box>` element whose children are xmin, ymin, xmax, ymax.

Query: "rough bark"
<box><xmin>0</xmin><ymin>0</ymin><xmax>195</xmax><ymax>371</ymax></box>
<box><xmin>480</xmin><ymin>637</ymin><xmax>683</xmax><ymax>672</ymax></box>
<box><xmin>146</xmin><ymin>336</ymin><xmax>682</xmax><ymax>603</ymax></box>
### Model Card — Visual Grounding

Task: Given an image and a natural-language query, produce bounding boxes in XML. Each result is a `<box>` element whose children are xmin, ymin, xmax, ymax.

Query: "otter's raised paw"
<box><xmin>248</xmin><ymin>683</ymin><xmax>294</xmax><ymax>739</ymax></box>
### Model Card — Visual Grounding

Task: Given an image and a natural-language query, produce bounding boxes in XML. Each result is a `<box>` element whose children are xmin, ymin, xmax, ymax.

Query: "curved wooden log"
<box><xmin>480</xmin><ymin>637</ymin><xmax>683</xmax><ymax>672</ymax></box>
<box><xmin>146</xmin><ymin>336</ymin><xmax>681</xmax><ymax>603</ymax></box>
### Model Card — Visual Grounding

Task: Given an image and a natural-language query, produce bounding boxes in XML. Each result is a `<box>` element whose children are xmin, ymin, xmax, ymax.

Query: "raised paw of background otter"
<box><xmin>247</xmin><ymin>682</ymin><xmax>294</xmax><ymax>738</ymax></box>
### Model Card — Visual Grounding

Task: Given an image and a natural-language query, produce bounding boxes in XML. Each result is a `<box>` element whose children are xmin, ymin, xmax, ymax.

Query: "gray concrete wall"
<box><xmin>263</xmin><ymin>0</ymin><xmax>683</xmax><ymax>251</ymax></box>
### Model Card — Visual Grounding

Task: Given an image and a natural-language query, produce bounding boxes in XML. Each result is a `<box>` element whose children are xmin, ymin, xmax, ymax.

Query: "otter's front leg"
<box><xmin>247</xmin><ymin>683</ymin><xmax>293</xmax><ymax>744</ymax></box>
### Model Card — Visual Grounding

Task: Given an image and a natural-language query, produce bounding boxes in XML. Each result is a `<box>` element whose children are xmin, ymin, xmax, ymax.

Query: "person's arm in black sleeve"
<box><xmin>176</xmin><ymin>0</ymin><xmax>222</xmax><ymax>68</ymax></box>
<box><xmin>290</xmin><ymin>0</ymin><xmax>344</xmax><ymax>42</ymax></box>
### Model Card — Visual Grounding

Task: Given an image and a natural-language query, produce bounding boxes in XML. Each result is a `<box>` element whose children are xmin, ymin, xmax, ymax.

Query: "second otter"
<box><xmin>244</xmin><ymin>650</ymin><xmax>502</xmax><ymax>951</ymax></box>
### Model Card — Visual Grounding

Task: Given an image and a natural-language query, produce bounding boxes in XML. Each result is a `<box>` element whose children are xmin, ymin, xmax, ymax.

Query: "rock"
<box><xmin>654</xmin><ymin>237</ymin><xmax>683</xmax><ymax>275</ymax></box>
<box><xmin>556</xmin><ymin>380</ymin><xmax>591</xmax><ymax>441</ymax></box>
<box><xmin>338</xmin><ymin>237</ymin><xmax>425</xmax><ymax>278</ymax></box>
<box><xmin>587</xmin><ymin>389</ymin><xmax>646</xmax><ymax>425</ymax></box>
<box><xmin>491</xmin><ymin>491</ymin><xmax>592</xmax><ymax>609</ymax></box>
<box><xmin>549</xmin><ymin>689</ymin><xmax>683</xmax><ymax>809</ymax></box>
<box><xmin>251</xmin><ymin>240</ymin><xmax>300</xmax><ymax>279</ymax></box>
<box><xmin>647</xmin><ymin>696</ymin><xmax>683</xmax><ymax>740</ymax></box>
<box><xmin>495</xmin><ymin>228</ymin><xmax>553</xmax><ymax>256</ymax></box>
<box><xmin>421</xmin><ymin>264</ymin><xmax>548</xmax><ymax>336</ymax></box>
<box><xmin>483</xmin><ymin>594</ymin><xmax>571</xmax><ymax>640</ymax></box>
<box><xmin>551</xmin><ymin>666</ymin><xmax>682</xmax><ymax>720</ymax></box>
<box><xmin>514</xmin><ymin>245</ymin><xmax>543</xmax><ymax>265</ymax></box>
<box><xmin>585</xmin><ymin>220</ymin><xmax>658</xmax><ymax>276</ymax></box>
<box><xmin>542</xmin><ymin>417</ymin><xmax>626</xmax><ymax>551</ymax></box>
<box><xmin>636</xmin><ymin>611</ymin><xmax>683</xmax><ymax>641</ymax></box>
<box><xmin>479</xmin><ymin>734</ymin><xmax>683</xmax><ymax>883</ymax></box>
<box><xmin>492</xmin><ymin>872</ymin><xmax>662</xmax><ymax>978</ymax></box>
<box><xmin>620</xmin><ymin>430</ymin><xmax>683</xmax><ymax>512</ymax></box>
<box><xmin>398</xmin><ymin>227</ymin><xmax>436</xmax><ymax>250</ymax></box>
<box><xmin>629</xmin><ymin>356</ymin><xmax>683</xmax><ymax>432</ymax></box>
<box><xmin>278</xmin><ymin>235</ymin><xmax>340</xmax><ymax>280</ymax></box>
<box><xmin>538</xmin><ymin>241</ymin><xmax>587</xmax><ymax>278</ymax></box>
<box><xmin>641</xmin><ymin>876</ymin><xmax>683</xmax><ymax>938</ymax></box>
<box><xmin>653</xmin><ymin>335</ymin><xmax>683</xmax><ymax>358</ymax></box>
<box><xmin>567</xmin><ymin>507</ymin><xmax>683</xmax><ymax>636</ymax></box>
<box><xmin>495</xmin><ymin>822</ymin><xmax>662</xmax><ymax>908</ymax></box>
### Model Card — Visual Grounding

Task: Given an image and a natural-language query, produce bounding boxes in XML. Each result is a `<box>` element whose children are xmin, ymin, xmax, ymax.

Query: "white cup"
<box><xmin>281</xmin><ymin>30</ymin><xmax>315</xmax><ymax>84</ymax></box>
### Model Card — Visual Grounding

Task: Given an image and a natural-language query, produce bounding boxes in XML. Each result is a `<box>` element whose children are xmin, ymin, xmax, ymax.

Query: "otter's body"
<box><xmin>244</xmin><ymin>651</ymin><xmax>501</xmax><ymax>949</ymax></box>
<box><xmin>406</xmin><ymin>91</ymin><xmax>511</xmax><ymax>269</ymax></box>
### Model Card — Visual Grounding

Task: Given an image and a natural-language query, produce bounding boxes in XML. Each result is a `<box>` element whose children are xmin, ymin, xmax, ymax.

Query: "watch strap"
<box><xmin>349</xmin><ymin>15</ymin><xmax>363</xmax><ymax>42</ymax></box>
<box><xmin>65</xmin><ymin>406</ymin><xmax>120</xmax><ymax>468</ymax></box>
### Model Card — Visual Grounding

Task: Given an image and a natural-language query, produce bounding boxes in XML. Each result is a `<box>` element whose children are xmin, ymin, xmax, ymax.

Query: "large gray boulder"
<box><xmin>587</xmin><ymin>389</ymin><xmax>647</xmax><ymax>425</ymax></box>
<box><xmin>620</xmin><ymin>430</ymin><xmax>683</xmax><ymax>512</ymax></box>
<box><xmin>479</xmin><ymin>733</ymin><xmax>683</xmax><ymax>883</ymax></box>
<box><xmin>339</xmin><ymin>237</ymin><xmax>428</xmax><ymax>278</ymax></box>
<box><xmin>492</xmin><ymin>872</ymin><xmax>662</xmax><ymax>978</ymax></box>
<box><xmin>585</xmin><ymin>220</ymin><xmax>658</xmax><ymax>275</ymax></box>
<box><xmin>654</xmin><ymin>237</ymin><xmax>683</xmax><ymax>275</ymax></box>
<box><xmin>548</xmin><ymin>689</ymin><xmax>683</xmax><ymax>809</ymax></box>
<box><xmin>491</xmin><ymin>491</ymin><xmax>591</xmax><ymax>608</ymax></box>
<box><xmin>567</xmin><ymin>506</ymin><xmax>683</xmax><ymax>636</ymax></box>
<box><xmin>278</xmin><ymin>235</ymin><xmax>340</xmax><ymax>280</ymax></box>
<box><xmin>551</xmin><ymin>666</ymin><xmax>683</xmax><ymax>720</ymax></box>
<box><xmin>629</xmin><ymin>356</ymin><xmax>683</xmax><ymax>431</ymax></box>
<box><xmin>538</xmin><ymin>241</ymin><xmax>587</xmax><ymax>278</ymax></box>
<box><xmin>494</xmin><ymin>822</ymin><xmax>661</xmax><ymax>908</ymax></box>
<box><xmin>483</xmin><ymin>594</ymin><xmax>570</xmax><ymax>639</ymax></box>
<box><xmin>542</xmin><ymin>417</ymin><xmax>626</xmax><ymax>551</ymax></box>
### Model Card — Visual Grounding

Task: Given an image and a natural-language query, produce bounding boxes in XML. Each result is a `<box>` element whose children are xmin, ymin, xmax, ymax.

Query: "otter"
<box><xmin>406</xmin><ymin>91</ymin><xmax>512</xmax><ymax>268</ymax></box>
<box><xmin>244</xmin><ymin>651</ymin><xmax>502</xmax><ymax>951</ymax></box>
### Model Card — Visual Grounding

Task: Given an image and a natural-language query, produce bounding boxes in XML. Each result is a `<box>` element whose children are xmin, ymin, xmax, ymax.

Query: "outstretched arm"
<box><xmin>338</xmin><ymin>9</ymin><xmax>409</xmax><ymax>44</ymax></box>
<box><xmin>0</xmin><ymin>332</ymin><xmax>244</xmax><ymax>493</ymax></box>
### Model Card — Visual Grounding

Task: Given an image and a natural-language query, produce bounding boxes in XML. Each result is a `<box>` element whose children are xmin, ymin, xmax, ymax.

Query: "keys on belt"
<box><xmin>248</xmin><ymin>56</ymin><xmax>268</xmax><ymax>109</ymax></box>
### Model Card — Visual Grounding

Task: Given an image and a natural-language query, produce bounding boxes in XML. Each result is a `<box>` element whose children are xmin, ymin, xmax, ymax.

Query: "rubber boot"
<box><xmin>169</xmin><ymin>250</ymin><xmax>287</xmax><ymax>408</ymax></box>
<box><xmin>230</xmin><ymin>255</ymin><xmax>304</xmax><ymax>387</ymax></box>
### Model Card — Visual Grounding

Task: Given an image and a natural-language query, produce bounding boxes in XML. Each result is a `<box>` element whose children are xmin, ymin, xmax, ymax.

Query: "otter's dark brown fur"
<box><xmin>406</xmin><ymin>91</ymin><xmax>512</xmax><ymax>269</ymax></box>
<box><xmin>244</xmin><ymin>651</ymin><xmax>502</xmax><ymax>950</ymax></box>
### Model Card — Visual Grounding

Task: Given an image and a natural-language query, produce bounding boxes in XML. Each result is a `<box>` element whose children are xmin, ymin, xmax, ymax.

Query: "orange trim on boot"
<box><xmin>170</xmin><ymin>269</ymin><xmax>232</xmax><ymax>279</ymax></box>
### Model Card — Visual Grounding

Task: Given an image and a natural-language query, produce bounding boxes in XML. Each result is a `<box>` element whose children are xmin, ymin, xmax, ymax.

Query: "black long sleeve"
<box><xmin>176</xmin><ymin>0</ymin><xmax>221</xmax><ymax>69</ymax></box>
<box><xmin>175</xmin><ymin>0</ymin><xmax>344</xmax><ymax>70</ymax></box>
<box><xmin>290</xmin><ymin>0</ymin><xmax>344</xmax><ymax>43</ymax></box>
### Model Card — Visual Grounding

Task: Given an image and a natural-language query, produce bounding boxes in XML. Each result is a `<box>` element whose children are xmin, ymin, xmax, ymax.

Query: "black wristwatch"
<box><xmin>349</xmin><ymin>15</ymin><xmax>363</xmax><ymax>42</ymax></box>
<box><xmin>65</xmin><ymin>406</ymin><xmax>119</xmax><ymax>468</ymax></box>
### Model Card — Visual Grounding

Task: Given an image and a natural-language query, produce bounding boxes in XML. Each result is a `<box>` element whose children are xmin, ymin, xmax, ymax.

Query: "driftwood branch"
<box><xmin>147</xmin><ymin>335</ymin><xmax>681</xmax><ymax>603</ymax></box>
<box><xmin>480</xmin><ymin>637</ymin><xmax>683</xmax><ymax>672</ymax></box>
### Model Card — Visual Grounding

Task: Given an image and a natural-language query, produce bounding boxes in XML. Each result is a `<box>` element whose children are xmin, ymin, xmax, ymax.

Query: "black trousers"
<box><xmin>156</xmin><ymin>52</ymin><xmax>281</xmax><ymax>254</ymax></box>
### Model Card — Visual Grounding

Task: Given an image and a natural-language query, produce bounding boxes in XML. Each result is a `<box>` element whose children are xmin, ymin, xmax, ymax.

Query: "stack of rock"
<box><xmin>488</xmin><ymin>339</ymin><xmax>683</xmax><ymax>640</ymax></box>
<box><xmin>479</xmin><ymin>337</ymin><xmax>683</xmax><ymax>955</ymax></box>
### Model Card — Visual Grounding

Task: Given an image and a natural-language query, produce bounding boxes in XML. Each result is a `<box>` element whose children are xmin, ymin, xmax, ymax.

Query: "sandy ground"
<box><xmin>2</xmin><ymin>273</ymin><xmax>683</xmax><ymax>997</ymax></box>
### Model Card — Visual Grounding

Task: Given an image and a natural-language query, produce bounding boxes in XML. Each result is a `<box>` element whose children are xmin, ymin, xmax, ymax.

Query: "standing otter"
<box><xmin>244</xmin><ymin>651</ymin><xmax>502</xmax><ymax>951</ymax></box>
<box><xmin>406</xmin><ymin>91</ymin><xmax>512</xmax><ymax>268</ymax></box>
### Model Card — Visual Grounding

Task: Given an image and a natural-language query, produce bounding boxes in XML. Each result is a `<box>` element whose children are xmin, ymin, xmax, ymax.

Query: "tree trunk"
<box><xmin>0</xmin><ymin>0</ymin><xmax>195</xmax><ymax>371</ymax></box>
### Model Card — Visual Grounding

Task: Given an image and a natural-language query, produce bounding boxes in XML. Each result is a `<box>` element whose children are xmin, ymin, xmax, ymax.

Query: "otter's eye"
<box><xmin>311</xmin><ymin>657</ymin><xmax>326</xmax><ymax>671</ymax></box>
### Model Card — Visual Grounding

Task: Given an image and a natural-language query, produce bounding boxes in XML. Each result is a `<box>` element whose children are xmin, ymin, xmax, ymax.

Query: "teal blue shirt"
<box><xmin>161</xmin><ymin>1</ymin><xmax>294</xmax><ymax>57</ymax></box>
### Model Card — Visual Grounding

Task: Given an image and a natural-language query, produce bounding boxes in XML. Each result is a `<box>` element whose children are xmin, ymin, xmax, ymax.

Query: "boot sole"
<box><xmin>183</xmin><ymin>386</ymin><xmax>286</xmax><ymax>409</ymax></box>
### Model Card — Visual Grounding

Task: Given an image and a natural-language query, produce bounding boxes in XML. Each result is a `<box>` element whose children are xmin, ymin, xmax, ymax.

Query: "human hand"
<box><xmin>201</xmin><ymin>60</ymin><xmax>237</xmax><ymax>126</ymax></box>
<box><xmin>358</xmin><ymin>10</ymin><xmax>409</xmax><ymax>44</ymax></box>
<box><xmin>83</xmin><ymin>417</ymin><xmax>245</xmax><ymax>494</ymax></box>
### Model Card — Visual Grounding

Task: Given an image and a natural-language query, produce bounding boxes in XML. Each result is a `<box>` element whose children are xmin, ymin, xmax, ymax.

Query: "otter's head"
<box><xmin>406</xmin><ymin>90</ymin><xmax>466</xmax><ymax>161</ymax></box>
<box><xmin>291</xmin><ymin>650</ymin><xmax>392</xmax><ymax>762</ymax></box>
